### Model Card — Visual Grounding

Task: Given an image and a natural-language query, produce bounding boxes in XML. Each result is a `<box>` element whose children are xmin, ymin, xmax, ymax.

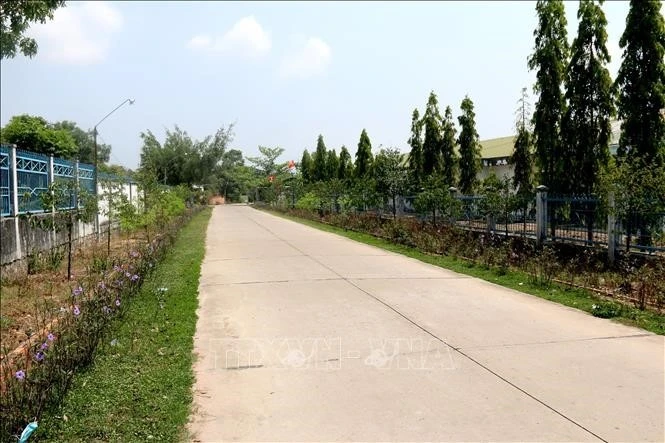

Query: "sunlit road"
<box><xmin>189</xmin><ymin>205</ymin><xmax>664</xmax><ymax>442</ymax></box>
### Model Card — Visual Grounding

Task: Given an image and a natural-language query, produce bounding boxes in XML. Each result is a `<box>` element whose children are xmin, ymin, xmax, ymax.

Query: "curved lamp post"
<box><xmin>93</xmin><ymin>98</ymin><xmax>135</xmax><ymax>238</ymax></box>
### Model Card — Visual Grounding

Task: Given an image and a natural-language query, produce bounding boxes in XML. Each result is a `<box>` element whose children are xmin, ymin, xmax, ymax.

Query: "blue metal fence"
<box><xmin>0</xmin><ymin>144</ymin><xmax>118</xmax><ymax>217</ymax></box>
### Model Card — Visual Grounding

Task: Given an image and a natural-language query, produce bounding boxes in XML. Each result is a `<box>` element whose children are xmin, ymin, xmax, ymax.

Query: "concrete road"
<box><xmin>189</xmin><ymin>205</ymin><xmax>664</xmax><ymax>442</ymax></box>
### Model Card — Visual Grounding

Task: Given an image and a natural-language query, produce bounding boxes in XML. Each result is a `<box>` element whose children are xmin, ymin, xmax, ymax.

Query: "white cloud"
<box><xmin>278</xmin><ymin>37</ymin><xmax>332</xmax><ymax>79</ymax></box>
<box><xmin>187</xmin><ymin>16</ymin><xmax>271</xmax><ymax>58</ymax></box>
<box><xmin>28</xmin><ymin>1</ymin><xmax>123</xmax><ymax>65</ymax></box>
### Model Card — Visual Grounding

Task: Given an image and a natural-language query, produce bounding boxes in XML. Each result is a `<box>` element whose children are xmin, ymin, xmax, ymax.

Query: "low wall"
<box><xmin>0</xmin><ymin>214</ymin><xmax>99</xmax><ymax>266</ymax></box>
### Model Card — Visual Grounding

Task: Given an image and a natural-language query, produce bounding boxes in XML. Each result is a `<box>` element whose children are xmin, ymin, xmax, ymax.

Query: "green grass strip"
<box><xmin>262</xmin><ymin>208</ymin><xmax>664</xmax><ymax>335</ymax></box>
<box><xmin>36</xmin><ymin>207</ymin><xmax>212</xmax><ymax>442</ymax></box>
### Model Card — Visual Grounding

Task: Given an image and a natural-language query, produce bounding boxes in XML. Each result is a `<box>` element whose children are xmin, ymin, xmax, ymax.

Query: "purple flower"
<box><xmin>15</xmin><ymin>370</ymin><xmax>25</xmax><ymax>380</ymax></box>
<box><xmin>40</xmin><ymin>342</ymin><xmax>49</xmax><ymax>351</ymax></box>
<box><xmin>97</xmin><ymin>281</ymin><xmax>107</xmax><ymax>290</ymax></box>
<box><xmin>34</xmin><ymin>351</ymin><xmax>45</xmax><ymax>362</ymax></box>
<box><xmin>72</xmin><ymin>286</ymin><xmax>83</xmax><ymax>297</ymax></box>
<box><xmin>47</xmin><ymin>333</ymin><xmax>56</xmax><ymax>341</ymax></box>
<box><xmin>130</xmin><ymin>251</ymin><xmax>139</xmax><ymax>258</ymax></box>
<box><xmin>131</xmin><ymin>274</ymin><xmax>139</xmax><ymax>282</ymax></box>
<box><xmin>115</xmin><ymin>299</ymin><xmax>121</xmax><ymax>307</ymax></box>
<box><xmin>73</xmin><ymin>305</ymin><xmax>81</xmax><ymax>316</ymax></box>
<box><xmin>114</xmin><ymin>265</ymin><xmax>121</xmax><ymax>272</ymax></box>
<box><xmin>125</xmin><ymin>271</ymin><xmax>131</xmax><ymax>278</ymax></box>
<box><xmin>102</xmin><ymin>306</ymin><xmax>112</xmax><ymax>315</ymax></box>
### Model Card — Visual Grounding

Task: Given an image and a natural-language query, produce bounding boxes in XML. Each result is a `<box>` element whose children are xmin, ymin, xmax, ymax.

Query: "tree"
<box><xmin>52</xmin><ymin>120</ymin><xmax>111</xmax><ymax>164</ymax></box>
<box><xmin>312</xmin><ymin>134</ymin><xmax>328</xmax><ymax>182</ymax></box>
<box><xmin>615</xmin><ymin>0</ymin><xmax>665</xmax><ymax>166</ymax></box>
<box><xmin>528</xmin><ymin>0</ymin><xmax>569</xmax><ymax>192</ymax></box>
<box><xmin>440</xmin><ymin>106</ymin><xmax>458</xmax><ymax>186</ymax></box>
<box><xmin>354</xmin><ymin>128</ymin><xmax>373</xmax><ymax>178</ymax></box>
<box><xmin>0</xmin><ymin>0</ymin><xmax>65</xmax><ymax>59</ymax></box>
<box><xmin>562</xmin><ymin>0</ymin><xmax>614</xmax><ymax>195</ymax></box>
<box><xmin>511</xmin><ymin>87</ymin><xmax>534</xmax><ymax>196</ymax></box>
<box><xmin>337</xmin><ymin>145</ymin><xmax>354</xmax><ymax>180</ymax></box>
<box><xmin>1</xmin><ymin>114</ymin><xmax>77</xmax><ymax>158</ymax></box>
<box><xmin>247</xmin><ymin>146</ymin><xmax>285</xmax><ymax>177</ymax></box>
<box><xmin>374</xmin><ymin>148</ymin><xmax>408</xmax><ymax>219</ymax></box>
<box><xmin>300</xmin><ymin>149</ymin><xmax>313</xmax><ymax>183</ymax></box>
<box><xmin>457</xmin><ymin>96</ymin><xmax>482</xmax><ymax>194</ymax></box>
<box><xmin>325</xmin><ymin>149</ymin><xmax>339</xmax><ymax>181</ymax></box>
<box><xmin>422</xmin><ymin>91</ymin><xmax>443</xmax><ymax>176</ymax></box>
<box><xmin>407</xmin><ymin>108</ymin><xmax>424</xmax><ymax>186</ymax></box>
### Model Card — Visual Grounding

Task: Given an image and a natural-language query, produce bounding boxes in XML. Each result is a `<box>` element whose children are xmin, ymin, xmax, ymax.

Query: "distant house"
<box><xmin>477</xmin><ymin>119</ymin><xmax>623</xmax><ymax>183</ymax></box>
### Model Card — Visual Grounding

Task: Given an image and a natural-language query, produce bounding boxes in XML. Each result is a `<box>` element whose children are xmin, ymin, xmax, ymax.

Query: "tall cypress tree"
<box><xmin>338</xmin><ymin>145</ymin><xmax>354</xmax><ymax>180</ymax></box>
<box><xmin>300</xmin><ymin>149</ymin><xmax>313</xmax><ymax>183</ymax></box>
<box><xmin>440</xmin><ymin>105</ymin><xmax>458</xmax><ymax>186</ymax></box>
<box><xmin>422</xmin><ymin>91</ymin><xmax>443</xmax><ymax>176</ymax></box>
<box><xmin>325</xmin><ymin>149</ymin><xmax>339</xmax><ymax>181</ymax></box>
<box><xmin>528</xmin><ymin>0</ymin><xmax>569</xmax><ymax>192</ymax></box>
<box><xmin>510</xmin><ymin>87</ymin><xmax>533</xmax><ymax>196</ymax></box>
<box><xmin>312</xmin><ymin>134</ymin><xmax>328</xmax><ymax>182</ymax></box>
<box><xmin>457</xmin><ymin>96</ymin><xmax>482</xmax><ymax>194</ymax></box>
<box><xmin>407</xmin><ymin>108</ymin><xmax>424</xmax><ymax>186</ymax></box>
<box><xmin>615</xmin><ymin>0</ymin><xmax>665</xmax><ymax>166</ymax></box>
<box><xmin>354</xmin><ymin>128</ymin><xmax>373</xmax><ymax>178</ymax></box>
<box><xmin>562</xmin><ymin>0</ymin><xmax>614</xmax><ymax>195</ymax></box>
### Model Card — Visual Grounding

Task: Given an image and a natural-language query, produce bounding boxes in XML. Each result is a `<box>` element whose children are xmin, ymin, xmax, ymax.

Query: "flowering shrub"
<box><xmin>0</xmin><ymin>204</ymin><xmax>203</xmax><ymax>441</ymax></box>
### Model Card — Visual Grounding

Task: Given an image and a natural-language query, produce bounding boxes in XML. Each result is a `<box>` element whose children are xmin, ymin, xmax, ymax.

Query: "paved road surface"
<box><xmin>189</xmin><ymin>205</ymin><xmax>664</xmax><ymax>442</ymax></box>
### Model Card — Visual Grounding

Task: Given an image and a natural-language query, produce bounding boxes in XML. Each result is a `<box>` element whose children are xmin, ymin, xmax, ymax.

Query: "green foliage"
<box><xmin>614</xmin><ymin>0</ymin><xmax>665</xmax><ymax>166</ymax></box>
<box><xmin>295</xmin><ymin>191</ymin><xmax>321</xmax><ymax>211</ymax></box>
<box><xmin>440</xmin><ymin>106</ymin><xmax>458</xmax><ymax>187</ymax></box>
<box><xmin>0</xmin><ymin>0</ymin><xmax>65</xmax><ymax>59</ymax></box>
<box><xmin>374</xmin><ymin>147</ymin><xmax>408</xmax><ymax>218</ymax></box>
<box><xmin>311</xmin><ymin>135</ymin><xmax>328</xmax><ymax>182</ymax></box>
<box><xmin>52</xmin><ymin>120</ymin><xmax>112</xmax><ymax>165</ymax></box>
<box><xmin>300</xmin><ymin>149</ymin><xmax>313</xmax><ymax>183</ymax></box>
<box><xmin>414</xmin><ymin>176</ymin><xmax>457</xmax><ymax>224</ymax></box>
<box><xmin>325</xmin><ymin>148</ymin><xmax>339</xmax><ymax>182</ymax></box>
<box><xmin>528</xmin><ymin>0</ymin><xmax>569</xmax><ymax>191</ymax></box>
<box><xmin>407</xmin><ymin>108</ymin><xmax>424</xmax><ymax>186</ymax></box>
<box><xmin>247</xmin><ymin>145</ymin><xmax>284</xmax><ymax>177</ymax></box>
<box><xmin>337</xmin><ymin>146</ymin><xmax>354</xmax><ymax>181</ymax></box>
<box><xmin>511</xmin><ymin>88</ymin><xmax>534</xmax><ymax>196</ymax></box>
<box><xmin>457</xmin><ymin>96</ymin><xmax>482</xmax><ymax>194</ymax></box>
<box><xmin>422</xmin><ymin>91</ymin><xmax>443</xmax><ymax>176</ymax></box>
<box><xmin>354</xmin><ymin>129</ymin><xmax>374</xmax><ymax>179</ymax></box>
<box><xmin>1</xmin><ymin>114</ymin><xmax>77</xmax><ymax>158</ymax></box>
<box><xmin>562</xmin><ymin>0</ymin><xmax>614</xmax><ymax>195</ymax></box>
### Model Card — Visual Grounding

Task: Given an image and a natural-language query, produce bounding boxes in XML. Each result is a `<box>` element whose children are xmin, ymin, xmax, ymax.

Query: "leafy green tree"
<box><xmin>562</xmin><ymin>0</ymin><xmax>614</xmax><ymax>195</ymax></box>
<box><xmin>511</xmin><ymin>87</ymin><xmax>534</xmax><ymax>196</ymax></box>
<box><xmin>422</xmin><ymin>91</ymin><xmax>443</xmax><ymax>176</ymax></box>
<box><xmin>414</xmin><ymin>176</ymin><xmax>456</xmax><ymax>225</ymax></box>
<box><xmin>354</xmin><ymin>128</ymin><xmax>373</xmax><ymax>178</ymax></box>
<box><xmin>374</xmin><ymin>147</ymin><xmax>408</xmax><ymax>219</ymax></box>
<box><xmin>325</xmin><ymin>148</ymin><xmax>339</xmax><ymax>181</ymax></box>
<box><xmin>247</xmin><ymin>145</ymin><xmax>285</xmax><ymax>177</ymax></box>
<box><xmin>615</xmin><ymin>0</ymin><xmax>665</xmax><ymax>166</ymax></box>
<box><xmin>0</xmin><ymin>0</ymin><xmax>65</xmax><ymax>59</ymax></box>
<box><xmin>440</xmin><ymin>106</ymin><xmax>458</xmax><ymax>186</ymax></box>
<box><xmin>337</xmin><ymin>145</ymin><xmax>354</xmax><ymax>180</ymax></box>
<box><xmin>457</xmin><ymin>96</ymin><xmax>482</xmax><ymax>194</ymax></box>
<box><xmin>300</xmin><ymin>149</ymin><xmax>313</xmax><ymax>183</ymax></box>
<box><xmin>528</xmin><ymin>0</ymin><xmax>569</xmax><ymax>192</ymax></box>
<box><xmin>312</xmin><ymin>134</ymin><xmax>328</xmax><ymax>182</ymax></box>
<box><xmin>1</xmin><ymin>114</ymin><xmax>77</xmax><ymax>158</ymax></box>
<box><xmin>407</xmin><ymin>108</ymin><xmax>424</xmax><ymax>186</ymax></box>
<box><xmin>52</xmin><ymin>120</ymin><xmax>111</xmax><ymax>164</ymax></box>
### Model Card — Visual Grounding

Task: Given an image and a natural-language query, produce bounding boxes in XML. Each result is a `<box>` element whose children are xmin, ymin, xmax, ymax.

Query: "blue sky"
<box><xmin>0</xmin><ymin>1</ymin><xmax>652</xmax><ymax>169</ymax></box>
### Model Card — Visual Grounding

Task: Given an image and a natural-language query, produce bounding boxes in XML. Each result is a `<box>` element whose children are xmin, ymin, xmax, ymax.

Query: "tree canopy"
<box><xmin>0</xmin><ymin>0</ymin><xmax>65</xmax><ymax>59</ymax></box>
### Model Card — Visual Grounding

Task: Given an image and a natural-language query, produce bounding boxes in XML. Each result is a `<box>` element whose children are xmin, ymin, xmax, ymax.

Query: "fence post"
<box><xmin>607</xmin><ymin>192</ymin><xmax>616</xmax><ymax>264</ymax></box>
<box><xmin>535</xmin><ymin>185</ymin><xmax>548</xmax><ymax>246</ymax></box>
<box><xmin>448</xmin><ymin>187</ymin><xmax>458</xmax><ymax>225</ymax></box>
<box><xmin>49</xmin><ymin>155</ymin><xmax>55</xmax><ymax>247</ymax></box>
<box><xmin>10</xmin><ymin>144</ymin><xmax>22</xmax><ymax>260</ymax></box>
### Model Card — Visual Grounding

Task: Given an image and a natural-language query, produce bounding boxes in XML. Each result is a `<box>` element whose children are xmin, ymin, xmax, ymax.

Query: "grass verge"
<box><xmin>262</xmin><ymin>208</ymin><xmax>664</xmax><ymax>335</ymax></box>
<box><xmin>35</xmin><ymin>207</ymin><xmax>212</xmax><ymax>442</ymax></box>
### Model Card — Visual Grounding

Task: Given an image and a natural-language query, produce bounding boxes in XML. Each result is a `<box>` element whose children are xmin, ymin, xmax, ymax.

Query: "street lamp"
<box><xmin>93</xmin><ymin>98</ymin><xmax>135</xmax><ymax>238</ymax></box>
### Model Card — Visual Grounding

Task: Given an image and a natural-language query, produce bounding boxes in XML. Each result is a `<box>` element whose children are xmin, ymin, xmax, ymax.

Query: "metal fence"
<box><xmin>546</xmin><ymin>195</ymin><xmax>607</xmax><ymax>246</ymax></box>
<box><xmin>0</xmin><ymin>144</ymin><xmax>97</xmax><ymax>216</ymax></box>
